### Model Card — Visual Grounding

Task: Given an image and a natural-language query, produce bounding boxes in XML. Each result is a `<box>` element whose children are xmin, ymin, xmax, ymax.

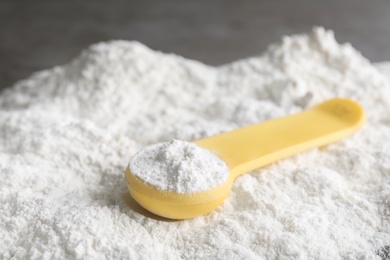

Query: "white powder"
<box><xmin>129</xmin><ymin>139</ymin><xmax>229</xmax><ymax>193</ymax></box>
<box><xmin>1</xmin><ymin>27</ymin><xmax>390</xmax><ymax>259</ymax></box>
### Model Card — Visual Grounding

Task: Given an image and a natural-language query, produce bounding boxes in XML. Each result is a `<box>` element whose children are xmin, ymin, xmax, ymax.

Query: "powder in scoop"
<box><xmin>129</xmin><ymin>140</ymin><xmax>229</xmax><ymax>193</ymax></box>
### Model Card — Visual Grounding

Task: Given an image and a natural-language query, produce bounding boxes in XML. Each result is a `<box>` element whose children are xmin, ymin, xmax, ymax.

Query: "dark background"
<box><xmin>1</xmin><ymin>0</ymin><xmax>390</xmax><ymax>90</ymax></box>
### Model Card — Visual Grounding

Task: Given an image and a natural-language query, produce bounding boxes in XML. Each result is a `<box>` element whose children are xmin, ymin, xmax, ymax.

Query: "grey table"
<box><xmin>1</xmin><ymin>0</ymin><xmax>390</xmax><ymax>89</ymax></box>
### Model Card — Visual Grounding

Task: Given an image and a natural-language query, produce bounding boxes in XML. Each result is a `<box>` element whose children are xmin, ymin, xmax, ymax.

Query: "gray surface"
<box><xmin>1</xmin><ymin>0</ymin><xmax>390</xmax><ymax>89</ymax></box>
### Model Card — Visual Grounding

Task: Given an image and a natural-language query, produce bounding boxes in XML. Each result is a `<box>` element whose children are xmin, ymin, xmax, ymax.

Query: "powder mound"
<box><xmin>129</xmin><ymin>140</ymin><xmax>229</xmax><ymax>193</ymax></box>
<box><xmin>1</xmin><ymin>27</ymin><xmax>390</xmax><ymax>259</ymax></box>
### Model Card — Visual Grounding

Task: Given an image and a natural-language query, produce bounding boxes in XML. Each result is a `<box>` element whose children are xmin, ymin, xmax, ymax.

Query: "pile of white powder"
<box><xmin>1</xmin><ymin>27</ymin><xmax>390</xmax><ymax>259</ymax></box>
<box><xmin>129</xmin><ymin>139</ymin><xmax>229</xmax><ymax>193</ymax></box>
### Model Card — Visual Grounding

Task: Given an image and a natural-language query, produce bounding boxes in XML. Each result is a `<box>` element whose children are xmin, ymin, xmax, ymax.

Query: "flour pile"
<box><xmin>1</xmin><ymin>27</ymin><xmax>390</xmax><ymax>259</ymax></box>
<box><xmin>129</xmin><ymin>140</ymin><xmax>229</xmax><ymax>193</ymax></box>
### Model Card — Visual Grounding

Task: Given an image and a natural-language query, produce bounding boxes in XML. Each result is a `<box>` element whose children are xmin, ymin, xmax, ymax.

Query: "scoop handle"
<box><xmin>195</xmin><ymin>98</ymin><xmax>365</xmax><ymax>178</ymax></box>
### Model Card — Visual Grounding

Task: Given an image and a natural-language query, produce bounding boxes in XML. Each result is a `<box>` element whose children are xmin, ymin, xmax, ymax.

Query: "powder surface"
<box><xmin>1</xmin><ymin>27</ymin><xmax>390</xmax><ymax>259</ymax></box>
<box><xmin>129</xmin><ymin>140</ymin><xmax>229</xmax><ymax>193</ymax></box>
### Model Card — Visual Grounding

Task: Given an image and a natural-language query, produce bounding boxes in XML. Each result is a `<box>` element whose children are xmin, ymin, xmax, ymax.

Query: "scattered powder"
<box><xmin>129</xmin><ymin>139</ymin><xmax>229</xmax><ymax>193</ymax></box>
<box><xmin>1</xmin><ymin>27</ymin><xmax>390</xmax><ymax>259</ymax></box>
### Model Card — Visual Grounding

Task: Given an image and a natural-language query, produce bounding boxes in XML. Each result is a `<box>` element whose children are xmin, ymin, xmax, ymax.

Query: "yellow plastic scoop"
<box><xmin>125</xmin><ymin>98</ymin><xmax>365</xmax><ymax>219</ymax></box>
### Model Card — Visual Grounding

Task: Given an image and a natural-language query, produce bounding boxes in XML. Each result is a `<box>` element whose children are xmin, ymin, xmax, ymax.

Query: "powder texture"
<box><xmin>129</xmin><ymin>140</ymin><xmax>229</xmax><ymax>193</ymax></box>
<box><xmin>1</xmin><ymin>27</ymin><xmax>390</xmax><ymax>259</ymax></box>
